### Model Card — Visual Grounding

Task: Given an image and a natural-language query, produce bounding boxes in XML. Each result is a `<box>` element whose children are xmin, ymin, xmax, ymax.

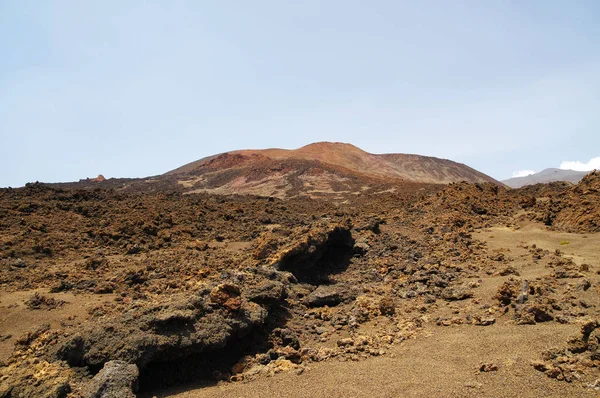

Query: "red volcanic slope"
<box><xmin>167</xmin><ymin>142</ymin><xmax>500</xmax><ymax>185</ymax></box>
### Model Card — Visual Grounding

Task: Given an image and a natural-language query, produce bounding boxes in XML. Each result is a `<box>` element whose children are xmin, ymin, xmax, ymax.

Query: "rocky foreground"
<box><xmin>0</xmin><ymin>172</ymin><xmax>599</xmax><ymax>397</ymax></box>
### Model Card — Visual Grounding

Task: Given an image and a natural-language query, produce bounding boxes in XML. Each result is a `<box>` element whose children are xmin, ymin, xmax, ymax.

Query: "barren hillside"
<box><xmin>168</xmin><ymin>142</ymin><xmax>500</xmax><ymax>186</ymax></box>
<box><xmin>48</xmin><ymin>142</ymin><xmax>500</xmax><ymax>199</ymax></box>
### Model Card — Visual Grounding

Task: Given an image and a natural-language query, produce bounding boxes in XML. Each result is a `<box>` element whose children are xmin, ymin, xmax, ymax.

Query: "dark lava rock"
<box><xmin>53</xmin><ymin>289</ymin><xmax>268</xmax><ymax>370</ymax></box>
<box><xmin>271</xmin><ymin>328</ymin><xmax>300</xmax><ymax>350</ymax></box>
<box><xmin>81</xmin><ymin>360</ymin><xmax>139</xmax><ymax>398</ymax></box>
<box><xmin>479</xmin><ymin>363</ymin><xmax>499</xmax><ymax>372</ymax></box>
<box><xmin>353</xmin><ymin>240</ymin><xmax>370</xmax><ymax>256</ymax></box>
<box><xmin>441</xmin><ymin>286</ymin><xmax>473</xmax><ymax>301</ymax></box>
<box><xmin>354</xmin><ymin>217</ymin><xmax>385</xmax><ymax>234</ymax></box>
<box><xmin>304</xmin><ymin>286</ymin><xmax>343</xmax><ymax>307</ymax></box>
<box><xmin>11</xmin><ymin>258</ymin><xmax>26</xmax><ymax>268</ymax></box>
<box><xmin>473</xmin><ymin>316</ymin><xmax>496</xmax><ymax>326</ymax></box>
<box><xmin>517</xmin><ymin>304</ymin><xmax>554</xmax><ymax>324</ymax></box>
<box><xmin>246</xmin><ymin>280</ymin><xmax>287</xmax><ymax>305</ymax></box>
<box><xmin>577</xmin><ymin>279</ymin><xmax>591</xmax><ymax>291</ymax></box>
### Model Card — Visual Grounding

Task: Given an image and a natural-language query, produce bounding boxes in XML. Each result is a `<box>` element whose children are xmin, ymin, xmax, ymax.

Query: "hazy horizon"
<box><xmin>2</xmin><ymin>1</ymin><xmax>599</xmax><ymax>187</ymax></box>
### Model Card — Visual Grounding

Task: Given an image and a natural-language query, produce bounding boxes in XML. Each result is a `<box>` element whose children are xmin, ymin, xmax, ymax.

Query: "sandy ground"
<box><xmin>1</xmin><ymin>220</ymin><xmax>597</xmax><ymax>397</ymax></box>
<box><xmin>149</xmin><ymin>221</ymin><xmax>600</xmax><ymax>398</ymax></box>
<box><xmin>155</xmin><ymin>322</ymin><xmax>589</xmax><ymax>398</ymax></box>
<box><xmin>481</xmin><ymin>222</ymin><xmax>600</xmax><ymax>267</ymax></box>
<box><xmin>0</xmin><ymin>290</ymin><xmax>115</xmax><ymax>361</ymax></box>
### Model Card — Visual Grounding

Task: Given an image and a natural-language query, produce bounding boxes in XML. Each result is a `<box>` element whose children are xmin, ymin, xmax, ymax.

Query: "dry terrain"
<box><xmin>1</xmin><ymin>162</ymin><xmax>599</xmax><ymax>397</ymax></box>
<box><xmin>157</xmin><ymin>216</ymin><xmax>600</xmax><ymax>398</ymax></box>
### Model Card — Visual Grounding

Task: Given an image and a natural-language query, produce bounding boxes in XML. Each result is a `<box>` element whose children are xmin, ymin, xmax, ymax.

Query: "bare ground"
<box><xmin>1</xmin><ymin>175</ymin><xmax>599</xmax><ymax>397</ymax></box>
<box><xmin>150</xmin><ymin>221</ymin><xmax>600</xmax><ymax>398</ymax></box>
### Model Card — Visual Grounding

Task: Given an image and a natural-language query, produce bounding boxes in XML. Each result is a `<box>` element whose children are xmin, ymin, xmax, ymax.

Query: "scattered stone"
<box><xmin>497</xmin><ymin>266</ymin><xmax>520</xmax><ymax>276</ymax></box>
<box><xmin>304</xmin><ymin>286</ymin><xmax>343</xmax><ymax>307</ymax></box>
<box><xmin>271</xmin><ymin>328</ymin><xmax>300</xmax><ymax>349</ymax></box>
<box><xmin>545</xmin><ymin>367</ymin><xmax>562</xmax><ymax>379</ymax></box>
<box><xmin>441</xmin><ymin>286</ymin><xmax>473</xmax><ymax>301</ymax></box>
<box><xmin>210</xmin><ymin>283</ymin><xmax>242</xmax><ymax>311</ymax></box>
<box><xmin>354</xmin><ymin>218</ymin><xmax>384</xmax><ymax>234</ymax></box>
<box><xmin>479</xmin><ymin>362</ymin><xmax>499</xmax><ymax>372</ymax></box>
<box><xmin>473</xmin><ymin>316</ymin><xmax>496</xmax><ymax>326</ymax></box>
<box><xmin>24</xmin><ymin>292</ymin><xmax>66</xmax><ymax>310</ymax></box>
<box><xmin>314</xmin><ymin>326</ymin><xmax>329</xmax><ymax>335</ymax></box>
<box><xmin>531</xmin><ymin>360</ymin><xmax>550</xmax><ymax>372</ymax></box>
<box><xmin>337</xmin><ymin>338</ymin><xmax>354</xmax><ymax>347</ymax></box>
<box><xmin>378</xmin><ymin>297</ymin><xmax>396</xmax><ymax>316</ymax></box>
<box><xmin>81</xmin><ymin>360</ymin><xmax>139</xmax><ymax>398</ymax></box>
<box><xmin>581</xmin><ymin>320</ymin><xmax>599</xmax><ymax>341</ymax></box>
<box><xmin>353</xmin><ymin>240</ymin><xmax>370</xmax><ymax>256</ymax></box>
<box><xmin>464</xmin><ymin>381</ymin><xmax>483</xmax><ymax>389</ymax></box>
<box><xmin>520</xmin><ymin>304</ymin><xmax>554</xmax><ymax>323</ymax></box>
<box><xmin>577</xmin><ymin>279</ymin><xmax>592</xmax><ymax>291</ymax></box>
<box><xmin>246</xmin><ymin>280</ymin><xmax>286</xmax><ymax>305</ymax></box>
<box><xmin>11</xmin><ymin>258</ymin><xmax>26</xmax><ymax>268</ymax></box>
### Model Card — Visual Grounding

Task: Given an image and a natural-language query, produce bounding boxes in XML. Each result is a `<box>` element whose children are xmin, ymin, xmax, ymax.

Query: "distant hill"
<box><xmin>502</xmin><ymin>168</ymin><xmax>588</xmax><ymax>188</ymax></box>
<box><xmin>168</xmin><ymin>142</ymin><xmax>500</xmax><ymax>183</ymax></box>
<box><xmin>45</xmin><ymin>142</ymin><xmax>502</xmax><ymax>198</ymax></box>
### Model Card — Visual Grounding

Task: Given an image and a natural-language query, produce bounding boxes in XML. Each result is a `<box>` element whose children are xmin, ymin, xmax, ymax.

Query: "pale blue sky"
<box><xmin>1</xmin><ymin>1</ymin><xmax>599</xmax><ymax>187</ymax></box>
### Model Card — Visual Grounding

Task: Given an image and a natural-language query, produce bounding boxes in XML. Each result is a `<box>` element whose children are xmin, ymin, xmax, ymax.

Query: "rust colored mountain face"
<box><xmin>170</xmin><ymin>153</ymin><xmax>401</xmax><ymax>199</ymax></box>
<box><xmin>165</xmin><ymin>142</ymin><xmax>501</xmax><ymax>197</ymax></box>
<box><xmin>47</xmin><ymin>142</ymin><xmax>501</xmax><ymax>198</ymax></box>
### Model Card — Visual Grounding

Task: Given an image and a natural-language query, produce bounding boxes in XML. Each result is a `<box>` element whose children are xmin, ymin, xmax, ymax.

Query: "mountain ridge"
<box><xmin>503</xmin><ymin>168</ymin><xmax>588</xmax><ymax>188</ymax></box>
<box><xmin>44</xmin><ymin>142</ymin><xmax>502</xmax><ymax>198</ymax></box>
<box><xmin>167</xmin><ymin>141</ymin><xmax>500</xmax><ymax>186</ymax></box>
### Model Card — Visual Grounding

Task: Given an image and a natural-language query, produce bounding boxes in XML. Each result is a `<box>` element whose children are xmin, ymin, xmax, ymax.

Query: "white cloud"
<box><xmin>512</xmin><ymin>169</ymin><xmax>536</xmax><ymax>178</ymax></box>
<box><xmin>560</xmin><ymin>157</ymin><xmax>600</xmax><ymax>171</ymax></box>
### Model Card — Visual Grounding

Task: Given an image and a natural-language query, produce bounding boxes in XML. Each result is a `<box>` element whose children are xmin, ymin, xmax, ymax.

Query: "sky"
<box><xmin>1</xmin><ymin>1</ymin><xmax>599</xmax><ymax>187</ymax></box>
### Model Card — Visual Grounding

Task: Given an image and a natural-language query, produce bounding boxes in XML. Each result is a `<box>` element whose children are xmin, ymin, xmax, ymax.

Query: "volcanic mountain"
<box><xmin>160</xmin><ymin>142</ymin><xmax>500</xmax><ymax>197</ymax></box>
<box><xmin>50</xmin><ymin>142</ymin><xmax>501</xmax><ymax>198</ymax></box>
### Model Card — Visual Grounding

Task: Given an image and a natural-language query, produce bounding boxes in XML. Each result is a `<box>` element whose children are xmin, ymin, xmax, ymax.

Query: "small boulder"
<box><xmin>271</xmin><ymin>328</ymin><xmax>300</xmax><ymax>350</ymax></box>
<box><xmin>441</xmin><ymin>286</ymin><xmax>473</xmax><ymax>301</ymax></box>
<box><xmin>246</xmin><ymin>281</ymin><xmax>286</xmax><ymax>305</ymax></box>
<box><xmin>379</xmin><ymin>297</ymin><xmax>396</xmax><ymax>316</ymax></box>
<box><xmin>11</xmin><ymin>258</ymin><xmax>26</xmax><ymax>268</ymax></box>
<box><xmin>210</xmin><ymin>283</ymin><xmax>242</xmax><ymax>311</ymax></box>
<box><xmin>521</xmin><ymin>304</ymin><xmax>553</xmax><ymax>323</ymax></box>
<box><xmin>531</xmin><ymin>360</ymin><xmax>550</xmax><ymax>372</ymax></box>
<box><xmin>577</xmin><ymin>279</ymin><xmax>592</xmax><ymax>291</ymax></box>
<box><xmin>304</xmin><ymin>286</ymin><xmax>343</xmax><ymax>307</ymax></box>
<box><xmin>81</xmin><ymin>360</ymin><xmax>139</xmax><ymax>398</ymax></box>
<box><xmin>473</xmin><ymin>316</ymin><xmax>496</xmax><ymax>326</ymax></box>
<box><xmin>479</xmin><ymin>363</ymin><xmax>499</xmax><ymax>372</ymax></box>
<box><xmin>353</xmin><ymin>240</ymin><xmax>370</xmax><ymax>256</ymax></box>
